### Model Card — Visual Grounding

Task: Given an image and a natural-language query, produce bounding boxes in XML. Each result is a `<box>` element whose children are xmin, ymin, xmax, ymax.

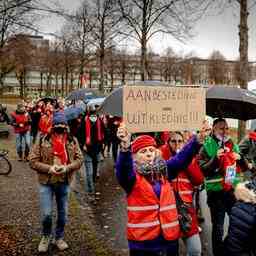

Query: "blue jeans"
<box><xmin>84</xmin><ymin>152</ymin><xmax>99</xmax><ymax>193</ymax></box>
<box><xmin>39</xmin><ymin>183</ymin><xmax>70</xmax><ymax>239</ymax></box>
<box><xmin>15</xmin><ymin>131</ymin><xmax>30</xmax><ymax>156</ymax></box>
<box><xmin>183</xmin><ymin>234</ymin><xmax>202</xmax><ymax>256</ymax></box>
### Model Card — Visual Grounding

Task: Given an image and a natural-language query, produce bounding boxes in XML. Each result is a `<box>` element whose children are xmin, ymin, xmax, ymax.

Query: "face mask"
<box><xmin>216</xmin><ymin>134</ymin><xmax>230</xmax><ymax>143</ymax></box>
<box><xmin>53</xmin><ymin>127</ymin><xmax>66</xmax><ymax>134</ymax></box>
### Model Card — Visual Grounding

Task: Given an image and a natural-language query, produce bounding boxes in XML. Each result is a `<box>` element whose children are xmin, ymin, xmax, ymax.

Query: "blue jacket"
<box><xmin>225</xmin><ymin>199</ymin><xmax>256</xmax><ymax>255</ymax></box>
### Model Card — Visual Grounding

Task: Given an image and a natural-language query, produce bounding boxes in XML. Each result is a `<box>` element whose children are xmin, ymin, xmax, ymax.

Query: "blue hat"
<box><xmin>52</xmin><ymin>111</ymin><xmax>67</xmax><ymax>126</ymax></box>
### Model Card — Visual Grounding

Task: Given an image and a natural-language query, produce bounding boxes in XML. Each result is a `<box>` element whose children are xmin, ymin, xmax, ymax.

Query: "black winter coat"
<box><xmin>224</xmin><ymin>201</ymin><xmax>256</xmax><ymax>256</ymax></box>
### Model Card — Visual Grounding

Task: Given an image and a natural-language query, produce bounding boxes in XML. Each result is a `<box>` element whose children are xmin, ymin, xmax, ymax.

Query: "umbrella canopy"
<box><xmin>99</xmin><ymin>81</ymin><xmax>170</xmax><ymax>117</ymax></box>
<box><xmin>206</xmin><ymin>86</ymin><xmax>256</xmax><ymax>120</ymax></box>
<box><xmin>87</xmin><ymin>97</ymin><xmax>105</xmax><ymax>108</ymax></box>
<box><xmin>37</xmin><ymin>97</ymin><xmax>56</xmax><ymax>105</ymax></box>
<box><xmin>65</xmin><ymin>89</ymin><xmax>99</xmax><ymax>102</ymax></box>
<box><xmin>64</xmin><ymin>107</ymin><xmax>84</xmax><ymax>121</ymax></box>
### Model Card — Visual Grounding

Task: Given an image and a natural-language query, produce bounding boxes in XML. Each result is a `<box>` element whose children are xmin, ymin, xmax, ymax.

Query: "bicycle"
<box><xmin>0</xmin><ymin>149</ymin><xmax>12</xmax><ymax>175</ymax></box>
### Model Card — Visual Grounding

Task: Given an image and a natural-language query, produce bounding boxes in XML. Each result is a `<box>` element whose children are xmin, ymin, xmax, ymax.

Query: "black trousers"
<box><xmin>207</xmin><ymin>190</ymin><xmax>236</xmax><ymax>256</ymax></box>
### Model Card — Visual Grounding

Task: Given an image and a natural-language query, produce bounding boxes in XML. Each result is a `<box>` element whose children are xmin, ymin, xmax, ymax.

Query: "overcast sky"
<box><xmin>39</xmin><ymin>0</ymin><xmax>256</xmax><ymax>61</ymax></box>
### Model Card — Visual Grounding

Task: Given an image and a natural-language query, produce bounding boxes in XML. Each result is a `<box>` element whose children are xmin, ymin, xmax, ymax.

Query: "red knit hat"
<box><xmin>131</xmin><ymin>135</ymin><xmax>157</xmax><ymax>154</ymax></box>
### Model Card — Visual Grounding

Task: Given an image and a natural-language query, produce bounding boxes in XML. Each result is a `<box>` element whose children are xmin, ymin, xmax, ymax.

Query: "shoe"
<box><xmin>38</xmin><ymin>236</ymin><xmax>50</xmax><ymax>253</ymax></box>
<box><xmin>55</xmin><ymin>239</ymin><xmax>69</xmax><ymax>251</ymax></box>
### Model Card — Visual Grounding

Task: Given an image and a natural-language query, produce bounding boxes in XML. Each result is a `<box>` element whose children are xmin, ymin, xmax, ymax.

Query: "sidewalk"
<box><xmin>0</xmin><ymin>160</ymin><xmax>120</xmax><ymax>256</ymax></box>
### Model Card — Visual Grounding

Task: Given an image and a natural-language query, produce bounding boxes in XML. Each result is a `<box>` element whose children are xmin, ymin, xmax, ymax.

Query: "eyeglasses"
<box><xmin>170</xmin><ymin>139</ymin><xmax>183</xmax><ymax>143</ymax></box>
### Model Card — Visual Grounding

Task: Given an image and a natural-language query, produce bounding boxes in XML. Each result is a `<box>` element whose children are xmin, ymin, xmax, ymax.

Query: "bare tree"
<box><xmin>238</xmin><ymin>0</ymin><xmax>249</xmax><ymax>141</ymax></box>
<box><xmin>8</xmin><ymin>34</ymin><xmax>34</xmax><ymax>98</ymax></box>
<box><xmin>208</xmin><ymin>50</ymin><xmax>227</xmax><ymax>85</ymax></box>
<box><xmin>0</xmin><ymin>0</ymin><xmax>65</xmax><ymax>95</ymax></box>
<box><xmin>84</xmin><ymin>0</ymin><xmax>123</xmax><ymax>92</ymax></box>
<box><xmin>118</xmin><ymin>0</ymin><xmax>212</xmax><ymax>81</ymax></box>
<box><xmin>68</xmin><ymin>2</ymin><xmax>93</xmax><ymax>89</ymax></box>
<box><xmin>161</xmin><ymin>47</ymin><xmax>177</xmax><ymax>83</ymax></box>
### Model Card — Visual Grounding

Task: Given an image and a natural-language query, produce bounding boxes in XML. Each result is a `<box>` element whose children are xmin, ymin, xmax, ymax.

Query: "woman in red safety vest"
<box><xmin>10</xmin><ymin>103</ymin><xmax>31</xmax><ymax>161</ymax></box>
<box><xmin>159</xmin><ymin>131</ymin><xmax>204</xmax><ymax>256</ymax></box>
<box><xmin>115</xmin><ymin>124</ymin><xmax>206</xmax><ymax>256</ymax></box>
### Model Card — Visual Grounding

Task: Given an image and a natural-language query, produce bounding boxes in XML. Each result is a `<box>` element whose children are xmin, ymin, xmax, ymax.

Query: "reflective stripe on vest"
<box><xmin>205</xmin><ymin>178</ymin><xmax>223</xmax><ymax>184</ymax></box>
<box><xmin>162</xmin><ymin>220</ymin><xmax>180</xmax><ymax>229</ymax></box>
<box><xmin>179</xmin><ymin>191</ymin><xmax>193</xmax><ymax>195</ymax></box>
<box><xmin>127</xmin><ymin>174</ymin><xmax>180</xmax><ymax>241</ymax></box>
<box><xmin>159</xmin><ymin>204</ymin><xmax>176</xmax><ymax>212</ymax></box>
<box><xmin>127</xmin><ymin>205</ymin><xmax>159</xmax><ymax>211</ymax></box>
<box><xmin>172</xmin><ymin>178</ymin><xmax>190</xmax><ymax>183</ymax></box>
<box><xmin>127</xmin><ymin>220</ymin><xmax>160</xmax><ymax>228</ymax></box>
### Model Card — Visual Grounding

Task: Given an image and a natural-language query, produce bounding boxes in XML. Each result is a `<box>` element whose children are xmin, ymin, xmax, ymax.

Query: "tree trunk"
<box><xmin>61</xmin><ymin>74</ymin><xmax>64</xmax><ymax>97</ymax></box>
<box><xmin>140</xmin><ymin>35</ymin><xmax>147</xmax><ymax>81</ymax></box>
<box><xmin>140</xmin><ymin>4</ymin><xmax>147</xmax><ymax>81</ymax></box>
<box><xmin>99</xmin><ymin>20</ymin><xmax>105</xmax><ymax>92</ymax></box>
<box><xmin>40</xmin><ymin>72</ymin><xmax>43</xmax><ymax>97</ymax></box>
<box><xmin>99</xmin><ymin>48</ymin><xmax>105</xmax><ymax>92</ymax></box>
<box><xmin>238</xmin><ymin>0</ymin><xmax>249</xmax><ymax>142</ymax></box>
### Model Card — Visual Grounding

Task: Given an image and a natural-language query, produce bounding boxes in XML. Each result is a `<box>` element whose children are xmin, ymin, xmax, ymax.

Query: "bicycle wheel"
<box><xmin>0</xmin><ymin>156</ymin><xmax>12</xmax><ymax>175</ymax></box>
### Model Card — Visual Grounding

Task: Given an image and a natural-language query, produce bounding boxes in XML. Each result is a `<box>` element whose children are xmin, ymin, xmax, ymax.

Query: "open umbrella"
<box><xmin>206</xmin><ymin>85</ymin><xmax>256</xmax><ymax>120</ymax></box>
<box><xmin>99</xmin><ymin>81</ymin><xmax>170</xmax><ymax>117</ymax></box>
<box><xmin>64</xmin><ymin>107</ymin><xmax>84</xmax><ymax>121</ymax></box>
<box><xmin>37</xmin><ymin>97</ymin><xmax>56</xmax><ymax>105</ymax></box>
<box><xmin>65</xmin><ymin>88</ymin><xmax>99</xmax><ymax>102</ymax></box>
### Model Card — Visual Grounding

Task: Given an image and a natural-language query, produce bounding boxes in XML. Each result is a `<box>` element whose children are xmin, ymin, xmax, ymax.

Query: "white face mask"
<box><xmin>89</xmin><ymin>115</ymin><xmax>97</xmax><ymax>122</ymax></box>
<box><xmin>216</xmin><ymin>134</ymin><xmax>230</xmax><ymax>143</ymax></box>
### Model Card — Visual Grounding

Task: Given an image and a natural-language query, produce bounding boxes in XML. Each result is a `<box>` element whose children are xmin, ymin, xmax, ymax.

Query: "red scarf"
<box><xmin>85</xmin><ymin>115</ymin><xmax>104</xmax><ymax>145</ymax></box>
<box><xmin>52</xmin><ymin>133</ymin><xmax>68</xmax><ymax>164</ymax></box>
<box><xmin>249</xmin><ymin>132</ymin><xmax>256</xmax><ymax>141</ymax></box>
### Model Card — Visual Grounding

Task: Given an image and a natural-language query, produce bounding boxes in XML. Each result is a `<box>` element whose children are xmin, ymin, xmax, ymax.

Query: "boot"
<box><xmin>18</xmin><ymin>152</ymin><xmax>23</xmax><ymax>161</ymax></box>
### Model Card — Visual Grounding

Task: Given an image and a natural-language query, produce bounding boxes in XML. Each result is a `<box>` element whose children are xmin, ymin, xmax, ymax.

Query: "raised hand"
<box><xmin>117</xmin><ymin>123</ymin><xmax>131</xmax><ymax>151</ymax></box>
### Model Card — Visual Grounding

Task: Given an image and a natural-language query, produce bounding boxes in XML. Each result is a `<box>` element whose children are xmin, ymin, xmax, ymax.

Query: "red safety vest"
<box><xmin>11</xmin><ymin>112</ymin><xmax>30</xmax><ymax>133</ymax></box>
<box><xmin>127</xmin><ymin>174</ymin><xmax>180</xmax><ymax>241</ymax></box>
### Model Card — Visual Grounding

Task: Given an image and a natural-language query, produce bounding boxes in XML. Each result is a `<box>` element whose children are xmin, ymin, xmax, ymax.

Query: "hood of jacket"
<box><xmin>235</xmin><ymin>180</ymin><xmax>256</xmax><ymax>204</ymax></box>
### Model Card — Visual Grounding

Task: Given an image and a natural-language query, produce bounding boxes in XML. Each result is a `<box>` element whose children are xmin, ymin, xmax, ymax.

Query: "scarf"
<box><xmin>249</xmin><ymin>132</ymin><xmax>256</xmax><ymax>141</ymax></box>
<box><xmin>85</xmin><ymin>115</ymin><xmax>104</xmax><ymax>145</ymax></box>
<box><xmin>134</xmin><ymin>157</ymin><xmax>167</xmax><ymax>183</ymax></box>
<box><xmin>52</xmin><ymin>133</ymin><xmax>68</xmax><ymax>164</ymax></box>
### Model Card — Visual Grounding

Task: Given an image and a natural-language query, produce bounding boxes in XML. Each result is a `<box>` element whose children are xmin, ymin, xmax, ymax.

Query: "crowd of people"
<box><xmin>2</xmin><ymin>98</ymin><xmax>256</xmax><ymax>256</ymax></box>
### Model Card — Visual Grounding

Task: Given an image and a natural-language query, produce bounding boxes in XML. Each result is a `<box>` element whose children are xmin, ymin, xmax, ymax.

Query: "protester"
<box><xmin>77</xmin><ymin>105</ymin><xmax>104</xmax><ymax>194</ymax></box>
<box><xmin>115</xmin><ymin>124</ymin><xmax>205</xmax><ymax>256</ymax></box>
<box><xmin>38</xmin><ymin>103</ymin><xmax>53</xmax><ymax>136</ymax></box>
<box><xmin>160</xmin><ymin>131</ymin><xmax>204</xmax><ymax>256</ymax></box>
<box><xmin>239</xmin><ymin>123</ymin><xmax>256</xmax><ymax>179</ymax></box>
<box><xmin>109</xmin><ymin>115</ymin><xmax>122</xmax><ymax>162</ymax></box>
<box><xmin>29</xmin><ymin>111</ymin><xmax>83</xmax><ymax>253</ymax></box>
<box><xmin>198</xmin><ymin>118</ymin><xmax>246</xmax><ymax>256</ymax></box>
<box><xmin>10</xmin><ymin>103</ymin><xmax>31</xmax><ymax>161</ymax></box>
<box><xmin>29</xmin><ymin>104</ymin><xmax>42</xmax><ymax>143</ymax></box>
<box><xmin>224</xmin><ymin>179</ymin><xmax>256</xmax><ymax>256</ymax></box>
<box><xmin>0</xmin><ymin>104</ymin><xmax>10</xmax><ymax>124</ymax></box>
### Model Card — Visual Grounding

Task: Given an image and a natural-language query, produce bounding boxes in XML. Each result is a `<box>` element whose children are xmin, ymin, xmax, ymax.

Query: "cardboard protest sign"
<box><xmin>123</xmin><ymin>85</ymin><xmax>206</xmax><ymax>133</ymax></box>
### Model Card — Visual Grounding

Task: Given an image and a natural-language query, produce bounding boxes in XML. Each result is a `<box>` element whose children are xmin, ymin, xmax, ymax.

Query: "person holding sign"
<box><xmin>115</xmin><ymin>124</ymin><xmax>206</xmax><ymax>256</ymax></box>
<box><xmin>198</xmin><ymin>118</ymin><xmax>246</xmax><ymax>256</ymax></box>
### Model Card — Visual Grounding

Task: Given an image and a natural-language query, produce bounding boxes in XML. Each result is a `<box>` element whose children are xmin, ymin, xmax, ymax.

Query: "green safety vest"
<box><xmin>203</xmin><ymin>136</ymin><xmax>243</xmax><ymax>192</ymax></box>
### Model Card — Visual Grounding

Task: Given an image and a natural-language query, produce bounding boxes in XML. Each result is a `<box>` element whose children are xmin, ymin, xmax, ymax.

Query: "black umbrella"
<box><xmin>65</xmin><ymin>88</ymin><xmax>99</xmax><ymax>102</ymax></box>
<box><xmin>206</xmin><ymin>85</ymin><xmax>256</xmax><ymax>120</ymax></box>
<box><xmin>99</xmin><ymin>81</ymin><xmax>170</xmax><ymax>117</ymax></box>
<box><xmin>37</xmin><ymin>97</ymin><xmax>56</xmax><ymax>105</ymax></box>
